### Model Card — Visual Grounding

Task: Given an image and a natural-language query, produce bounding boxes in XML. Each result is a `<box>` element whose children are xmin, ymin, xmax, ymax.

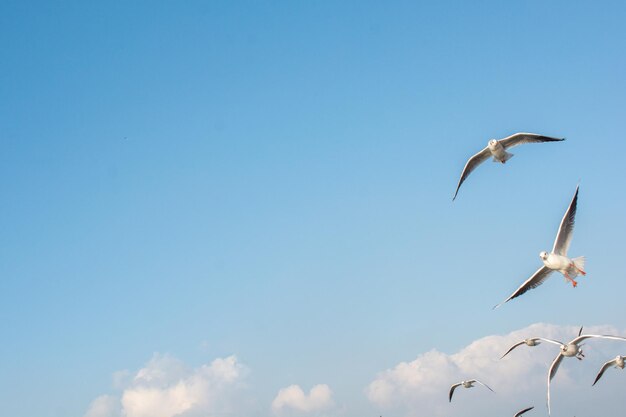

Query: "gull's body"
<box><xmin>448</xmin><ymin>379</ymin><xmax>494</xmax><ymax>402</ymax></box>
<box><xmin>452</xmin><ymin>133</ymin><xmax>564</xmax><ymax>200</ymax></box>
<box><xmin>495</xmin><ymin>185</ymin><xmax>585</xmax><ymax>308</ymax></box>
<box><xmin>514</xmin><ymin>406</ymin><xmax>534</xmax><ymax>417</ymax></box>
<box><xmin>501</xmin><ymin>337</ymin><xmax>563</xmax><ymax>359</ymax></box>
<box><xmin>593</xmin><ymin>355</ymin><xmax>626</xmax><ymax>386</ymax></box>
<box><xmin>547</xmin><ymin>330</ymin><xmax>626</xmax><ymax>415</ymax></box>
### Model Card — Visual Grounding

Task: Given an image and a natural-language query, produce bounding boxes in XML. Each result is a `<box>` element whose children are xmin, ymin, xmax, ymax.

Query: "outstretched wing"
<box><xmin>514</xmin><ymin>406</ymin><xmax>534</xmax><ymax>417</ymax></box>
<box><xmin>498</xmin><ymin>133</ymin><xmax>565</xmax><ymax>150</ymax></box>
<box><xmin>493</xmin><ymin>266</ymin><xmax>553</xmax><ymax>309</ymax></box>
<box><xmin>552</xmin><ymin>185</ymin><xmax>579</xmax><ymax>256</ymax></box>
<box><xmin>572</xmin><ymin>334</ymin><xmax>626</xmax><ymax>344</ymax></box>
<box><xmin>453</xmin><ymin>147</ymin><xmax>491</xmax><ymax>200</ymax></box>
<box><xmin>449</xmin><ymin>383</ymin><xmax>462</xmax><ymax>402</ymax></box>
<box><xmin>547</xmin><ymin>354</ymin><xmax>564</xmax><ymax>416</ymax></box>
<box><xmin>593</xmin><ymin>359</ymin><xmax>617</xmax><ymax>386</ymax></box>
<box><xmin>500</xmin><ymin>341</ymin><xmax>525</xmax><ymax>359</ymax></box>
<box><xmin>471</xmin><ymin>379</ymin><xmax>495</xmax><ymax>393</ymax></box>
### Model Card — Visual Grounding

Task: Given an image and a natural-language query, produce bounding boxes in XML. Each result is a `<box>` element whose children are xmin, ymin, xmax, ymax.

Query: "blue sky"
<box><xmin>1</xmin><ymin>1</ymin><xmax>625</xmax><ymax>416</ymax></box>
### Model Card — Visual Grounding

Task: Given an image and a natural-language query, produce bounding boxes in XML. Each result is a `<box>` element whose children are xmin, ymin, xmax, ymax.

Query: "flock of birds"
<box><xmin>447</xmin><ymin>133</ymin><xmax>625</xmax><ymax>416</ymax></box>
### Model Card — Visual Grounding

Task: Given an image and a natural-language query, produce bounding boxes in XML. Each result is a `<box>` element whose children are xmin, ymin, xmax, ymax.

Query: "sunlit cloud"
<box><xmin>366</xmin><ymin>323</ymin><xmax>624</xmax><ymax>417</ymax></box>
<box><xmin>271</xmin><ymin>384</ymin><xmax>335</xmax><ymax>415</ymax></box>
<box><xmin>84</xmin><ymin>354</ymin><xmax>248</xmax><ymax>417</ymax></box>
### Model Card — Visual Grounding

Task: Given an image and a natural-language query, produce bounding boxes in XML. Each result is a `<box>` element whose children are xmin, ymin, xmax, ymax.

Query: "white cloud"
<box><xmin>366</xmin><ymin>323</ymin><xmax>624</xmax><ymax>417</ymax></box>
<box><xmin>84</xmin><ymin>395</ymin><xmax>120</xmax><ymax>417</ymax></box>
<box><xmin>84</xmin><ymin>354</ymin><xmax>248</xmax><ymax>417</ymax></box>
<box><xmin>271</xmin><ymin>384</ymin><xmax>335</xmax><ymax>415</ymax></box>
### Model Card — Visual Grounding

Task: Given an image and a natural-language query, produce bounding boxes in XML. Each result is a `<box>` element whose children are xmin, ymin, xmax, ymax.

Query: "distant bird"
<box><xmin>547</xmin><ymin>328</ymin><xmax>626</xmax><ymax>415</ymax></box>
<box><xmin>514</xmin><ymin>406</ymin><xmax>534</xmax><ymax>417</ymax></box>
<box><xmin>592</xmin><ymin>355</ymin><xmax>626</xmax><ymax>386</ymax></box>
<box><xmin>500</xmin><ymin>337</ymin><xmax>563</xmax><ymax>359</ymax></box>
<box><xmin>449</xmin><ymin>379</ymin><xmax>494</xmax><ymax>402</ymax></box>
<box><xmin>494</xmin><ymin>185</ymin><xmax>584</xmax><ymax>308</ymax></box>
<box><xmin>452</xmin><ymin>133</ymin><xmax>564</xmax><ymax>200</ymax></box>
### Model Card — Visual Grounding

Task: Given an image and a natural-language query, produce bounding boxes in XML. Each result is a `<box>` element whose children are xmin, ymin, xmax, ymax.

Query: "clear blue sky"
<box><xmin>1</xmin><ymin>1</ymin><xmax>625</xmax><ymax>416</ymax></box>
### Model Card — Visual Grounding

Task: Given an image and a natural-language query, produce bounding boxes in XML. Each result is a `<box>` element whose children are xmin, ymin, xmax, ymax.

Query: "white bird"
<box><xmin>495</xmin><ymin>185</ymin><xmax>585</xmax><ymax>308</ymax></box>
<box><xmin>449</xmin><ymin>379</ymin><xmax>494</xmax><ymax>402</ymax></box>
<box><xmin>452</xmin><ymin>132</ymin><xmax>564</xmax><ymax>200</ymax></box>
<box><xmin>500</xmin><ymin>337</ymin><xmax>563</xmax><ymax>359</ymax></box>
<box><xmin>514</xmin><ymin>406</ymin><xmax>534</xmax><ymax>417</ymax></box>
<box><xmin>547</xmin><ymin>329</ymin><xmax>626</xmax><ymax>415</ymax></box>
<box><xmin>592</xmin><ymin>355</ymin><xmax>626</xmax><ymax>386</ymax></box>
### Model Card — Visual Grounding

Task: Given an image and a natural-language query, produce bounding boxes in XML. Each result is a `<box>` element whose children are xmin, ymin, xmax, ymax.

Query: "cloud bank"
<box><xmin>84</xmin><ymin>354</ymin><xmax>248</xmax><ymax>417</ymax></box>
<box><xmin>271</xmin><ymin>384</ymin><xmax>335</xmax><ymax>415</ymax></box>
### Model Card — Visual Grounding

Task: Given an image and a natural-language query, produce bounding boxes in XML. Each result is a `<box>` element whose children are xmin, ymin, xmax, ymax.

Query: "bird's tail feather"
<box><xmin>493</xmin><ymin>152</ymin><xmax>514</xmax><ymax>163</ymax></box>
<box><xmin>572</xmin><ymin>256</ymin><xmax>585</xmax><ymax>274</ymax></box>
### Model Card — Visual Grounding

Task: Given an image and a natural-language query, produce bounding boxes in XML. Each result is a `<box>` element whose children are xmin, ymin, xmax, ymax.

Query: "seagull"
<box><xmin>514</xmin><ymin>406</ymin><xmax>534</xmax><ymax>417</ymax></box>
<box><xmin>449</xmin><ymin>379</ymin><xmax>494</xmax><ymax>402</ymax></box>
<box><xmin>547</xmin><ymin>328</ymin><xmax>626</xmax><ymax>415</ymax></box>
<box><xmin>494</xmin><ymin>185</ymin><xmax>584</xmax><ymax>308</ymax></box>
<box><xmin>592</xmin><ymin>355</ymin><xmax>626</xmax><ymax>386</ymax></box>
<box><xmin>500</xmin><ymin>337</ymin><xmax>563</xmax><ymax>359</ymax></box>
<box><xmin>452</xmin><ymin>133</ymin><xmax>564</xmax><ymax>200</ymax></box>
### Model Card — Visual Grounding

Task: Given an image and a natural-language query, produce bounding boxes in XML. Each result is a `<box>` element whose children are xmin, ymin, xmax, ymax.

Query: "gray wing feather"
<box><xmin>500</xmin><ymin>341</ymin><xmax>525</xmax><ymax>359</ymax></box>
<box><xmin>514</xmin><ymin>406</ymin><xmax>534</xmax><ymax>417</ymax></box>
<box><xmin>499</xmin><ymin>133</ymin><xmax>565</xmax><ymax>149</ymax></box>
<box><xmin>552</xmin><ymin>186</ymin><xmax>579</xmax><ymax>255</ymax></box>
<box><xmin>592</xmin><ymin>359</ymin><xmax>616</xmax><ymax>386</ymax></box>
<box><xmin>453</xmin><ymin>147</ymin><xmax>491</xmax><ymax>200</ymax></box>
<box><xmin>449</xmin><ymin>383</ymin><xmax>462</xmax><ymax>402</ymax></box>
<box><xmin>493</xmin><ymin>266</ymin><xmax>553</xmax><ymax>309</ymax></box>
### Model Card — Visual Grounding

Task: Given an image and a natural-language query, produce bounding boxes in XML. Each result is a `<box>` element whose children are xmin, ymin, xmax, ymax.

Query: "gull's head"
<box><xmin>488</xmin><ymin>139</ymin><xmax>498</xmax><ymax>148</ymax></box>
<box><xmin>539</xmin><ymin>251</ymin><xmax>548</xmax><ymax>260</ymax></box>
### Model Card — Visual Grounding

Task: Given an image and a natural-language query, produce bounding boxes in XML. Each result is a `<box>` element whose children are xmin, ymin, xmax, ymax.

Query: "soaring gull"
<box><xmin>495</xmin><ymin>185</ymin><xmax>584</xmax><ymax>308</ymax></box>
<box><xmin>449</xmin><ymin>379</ymin><xmax>494</xmax><ymax>402</ymax></box>
<box><xmin>500</xmin><ymin>337</ymin><xmax>563</xmax><ymax>359</ymax></box>
<box><xmin>453</xmin><ymin>132</ymin><xmax>564</xmax><ymax>200</ymax></box>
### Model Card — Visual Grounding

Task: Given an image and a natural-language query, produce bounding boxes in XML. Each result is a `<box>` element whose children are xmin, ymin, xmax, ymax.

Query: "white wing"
<box><xmin>514</xmin><ymin>406</ymin><xmax>534</xmax><ymax>417</ymax></box>
<box><xmin>551</xmin><ymin>185</ymin><xmax>579</xmax><ymax>256</ymax></box>
<box><xmin>494</xmin><ymin>266</ymin><xmax>553</xmax><ymax>308</ymax></box>
<box><xmin>453</xmin><ymin>147</ymin><xmax>491</xmax><ymax>200</ymax></box>
<box><xmin>547</xmin><ymin>354</ymin><xmax>564</xmax><ymax>416</ymax></box>
<box><xmin>571</xmin><ymin>334</ymin><xmax>626</xmax><ymax>345</ymax></box>
<box><xmin>593</xmin><ymin>358</ymin><xmax>618</xmax><ymax>386</ymax></box>
<box><xmin>498</xmin><ymin>132</ymin><xmax>565</xmax><ymax>149</ymax></box>
<box><xmin>471</xmin><ymin>379</ymin><xmax>495</xmax><ymax>393</ymax></box>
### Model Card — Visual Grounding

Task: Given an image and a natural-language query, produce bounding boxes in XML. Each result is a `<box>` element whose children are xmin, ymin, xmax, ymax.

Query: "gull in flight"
<box><xmin>452</xmin><ymin>132</ymin><xmax>564</xmax><ymax>200</ymax></box>
<box><xmin>449</xmin><ymin>379</ymin><xmax>494</xmax><ymax>402</ymax></box>
<box><xmin>500</xmin><ymin>337</ymin><xmax>563</xmax><ymax>359</ymax></box>
<box><xmin>592</xmin><ymin>355</ymin><xmax>625</xmax><ymax>386</ymax></box>
<box><xmin>495</xmin><ymin>185</ymin><xmax>584</xmax><ymax>308</ymax></box>
<box><xmin>547</xmin><ymin>328</ymin><xmax>626</xmax><ymax>415</ymax></box>
<box><xmin>514</xmin><ymin>406</ymin><xmax>534</xmax><ymax>417</ymax></box>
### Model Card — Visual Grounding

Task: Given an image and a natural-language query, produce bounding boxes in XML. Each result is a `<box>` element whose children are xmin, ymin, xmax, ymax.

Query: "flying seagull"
<box><xmin>449</xmin><ymin>379</ymin><xmax>494</xmax><ymax>402</ymax></box>
<box><xmin>514</xmin><ymin>406</ymin><xmax>534</xmax><ymax>417</ymax></box>
<box><xmin>592</xmin><ymin>355</ymin><xmax>625</xmax><ymax>386</ymax></box>
<box><xmin>494</xmin><ymin>185</ymin><xmax>584</xmax><ymax>308</ymax></box>
<box><xmin>452</xmin><ymin>132</ymin><xmax>564</xmax><ymax>200</ymax></box>
<box><xmin>500</xmin><ymin>337</ymin><xmax>563</xmax><ymax>359</ymax></box>
<box><xmin>547</xmin><ymin>329</ymin><xmax>626</xmax><ymax>415</ymax></box>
